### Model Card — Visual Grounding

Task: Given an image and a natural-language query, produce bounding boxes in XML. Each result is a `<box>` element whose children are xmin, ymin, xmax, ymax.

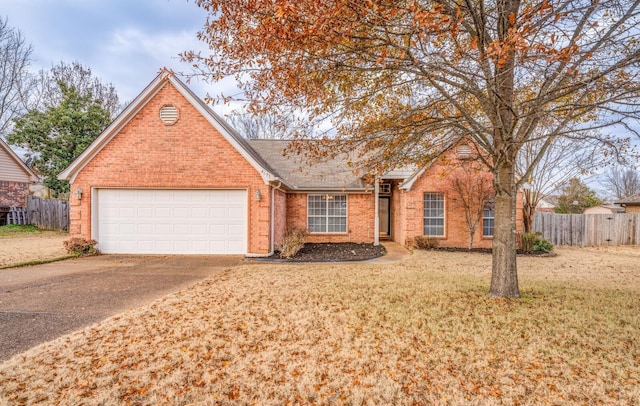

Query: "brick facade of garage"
<box><xmin>69</xmin><ymin>82</ymin><xmax>273</xmax><ymax>255</ymax></box>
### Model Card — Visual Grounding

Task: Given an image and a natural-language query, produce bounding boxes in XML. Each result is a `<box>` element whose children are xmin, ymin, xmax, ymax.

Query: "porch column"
<box><xmin>374</xmin><ymin>177</ymin><xmax>380</xmax><ymax>246</ymax></box>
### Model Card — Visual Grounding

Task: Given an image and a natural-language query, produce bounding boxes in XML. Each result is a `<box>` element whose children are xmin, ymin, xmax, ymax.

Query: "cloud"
<box><xmin>2</xmin><ymin>0</ymin><xmax>239</xmax><ymax>110</ymax></box>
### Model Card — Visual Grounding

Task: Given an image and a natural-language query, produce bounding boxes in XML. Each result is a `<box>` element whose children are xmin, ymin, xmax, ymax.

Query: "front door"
<box><xmin>378</xmin><ymin>196</ymin><xmax>391</xmax><ymax>238</ymax></box>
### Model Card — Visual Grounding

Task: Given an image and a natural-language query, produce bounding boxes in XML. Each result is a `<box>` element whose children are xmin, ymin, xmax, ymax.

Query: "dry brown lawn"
<box><xmin>0</xmin><ymin>230</ymin><xmax>68</xmax><ymax>267</ymax></box>
<box><xmin>1</xmin><ymin>246</ymin><xmax>639</xmax><ymax>405</ymax></box>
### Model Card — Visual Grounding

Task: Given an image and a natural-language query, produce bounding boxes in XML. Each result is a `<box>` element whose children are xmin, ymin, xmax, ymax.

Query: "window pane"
<box><xmin>328</xmin><ymin>216</ymin><xmax>346</xmax><ymax>233</ymax></box>
<box><xmin>483</xmin><ymin>201</ymin><xmax>494</xmax><ymax>237</ymax></box>
<box><xmin>307</xmin><ymin>194</ymin><xmax>347</xmax><ymax>233</ymax></box>
<box><xmin>308</xmin><ymin>216</ymin><xmax>326</xmax><ymax>233</ymax></box>
<box><xmin>327</xmin><ymin>195</ymin><xmax>347</xmax><ymax>216</ymax></box>
<box><xmin>423</xmin><ymin>193</ymin><xmax>445</xmax><ymax>237</ymax></box>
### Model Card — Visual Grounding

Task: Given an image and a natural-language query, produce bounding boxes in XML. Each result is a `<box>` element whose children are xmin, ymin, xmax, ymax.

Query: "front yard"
<box><xmin>0</xmin><ymin>225</ymin><xmax>68</xmax><ymax>267</ymax></box>
<box><xmin>1</xmin><ymin>246</ymin><xmax>639</xmax><ymax>404</ymax></box>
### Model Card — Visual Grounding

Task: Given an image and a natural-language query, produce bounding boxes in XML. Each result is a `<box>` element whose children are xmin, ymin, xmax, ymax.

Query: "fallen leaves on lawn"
<box><xmin>0</xmin><ymin>247</ymin><xmax>639</xmax><ymax>404</ymax></box>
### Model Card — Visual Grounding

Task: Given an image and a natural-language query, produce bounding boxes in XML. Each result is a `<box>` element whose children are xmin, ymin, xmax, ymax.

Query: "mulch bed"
<box><xmin>431</xmin><ymin>247</ymin><xmax>556</xmax><ymax>256</ymax></box>
<box><xmin>254</xmin><ymin>242</ymin><xmax>386</xmax><ymax>262</ymax></box>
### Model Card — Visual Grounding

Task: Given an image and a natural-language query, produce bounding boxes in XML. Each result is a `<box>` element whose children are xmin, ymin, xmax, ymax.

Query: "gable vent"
<box><xmin>159</xmin><ymin>105</ymin><xmax>179</xmax><ymax>125</ymax></box>
<box><xmin>457</xmin><ymin>144</ymin><xmax>472</xmax><ymax>159</ymax></box>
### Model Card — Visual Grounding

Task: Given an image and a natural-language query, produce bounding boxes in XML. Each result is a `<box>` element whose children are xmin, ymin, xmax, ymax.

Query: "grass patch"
<box><xmin>0</xmin><ymin>224</ymin><xmax>41</xmax><ymax>237</ymax></box>
<box><xmin>0</xmin><ymin>255</ymin><xmax>77</xmax><ymax>270</ymax></box>
<box><xmin>0</xmin><ymin>248</ymin><xmax>638</xmax><ymax>404</ymax></box>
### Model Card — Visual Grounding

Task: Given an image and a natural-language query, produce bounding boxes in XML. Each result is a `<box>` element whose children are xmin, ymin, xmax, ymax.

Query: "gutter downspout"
<box><xmin>374</xmin><ymin>178</ymin><xmax>380</xmax><ymax>246</ymax></box>
<box><xmin>271</xmin><ymin>186</ymin><xmax>275</xmax><ymax>253</ymax></box>
<box><xmin>270</xmin><ymin>180</ymin><xmax>282</xmax><ymax>253</ymax></box>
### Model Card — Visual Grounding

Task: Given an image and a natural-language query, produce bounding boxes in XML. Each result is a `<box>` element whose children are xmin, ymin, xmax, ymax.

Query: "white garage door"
<box><xmin>95</xmin><ymin>189</ymin><xmax>247</xmax><ymax>254</ymax></box>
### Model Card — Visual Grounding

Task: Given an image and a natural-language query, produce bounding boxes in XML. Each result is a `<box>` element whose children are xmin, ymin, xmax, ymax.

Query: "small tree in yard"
<box><xmin>447</xmin><ymin>160</ymin><xmax>494</xmax><ymax>250</ymax></box>
<box><xmin>518</xmin><ymin>136</ymin><xmax>606</xmax><ymax>233</ymax></box>
<box><xmin>7</xmin><ymin>84</ymin><xmax>111</xmax><ymax>197</ymax></box>
<box><xmin>555</xmin><ymin>178</ymin><xmax>601</xmax><ymax>214</ymax></box>
<box><xmin>184</xmin><ymin>0</ymin><xmax>640</xmax><ymax>298</ymax></box>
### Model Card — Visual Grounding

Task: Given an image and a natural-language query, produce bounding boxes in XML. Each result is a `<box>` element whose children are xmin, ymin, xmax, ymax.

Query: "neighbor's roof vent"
<box><xmin>159</xmin><ymin>105</ymin><xmax>179</xmax><ymax>125</ymax></box>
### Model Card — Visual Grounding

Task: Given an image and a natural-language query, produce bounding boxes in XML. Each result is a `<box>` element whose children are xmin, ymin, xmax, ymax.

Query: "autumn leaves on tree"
<box><xmin>184</xmin><ymin>0</ymin><xmax>640</xmax><ymax>297</ymax></box>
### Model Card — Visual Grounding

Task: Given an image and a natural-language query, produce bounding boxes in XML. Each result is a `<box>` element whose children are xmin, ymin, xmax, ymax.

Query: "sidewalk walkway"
<box><xmin>370</xmin><ymin>241</ymin><xmax>412</xmax><ymax>263</ymax></box>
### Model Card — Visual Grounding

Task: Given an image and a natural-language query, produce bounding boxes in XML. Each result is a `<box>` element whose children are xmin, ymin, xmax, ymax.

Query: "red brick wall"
<box><xmin>394</xmin><ymin>158</ymin><xmax>524</xmax><ymax>249</ymax></box>
<box><xmin>70</xmin><ymin>80</ymin><xmax>272</xmax><ymax>254</ymax></box>
<box><xmin>0</xmin><ymin>181</ymin><xmax>29</xmax><ymax>207</ymax></box>
<box><xmin>273</xmin><ymin>189</ymin><xmax>287</xmax><ymax>248</ymax></box>
<box><xmin>626</xmin><ymin>205</ymin><xmax>640</xmax><ymax>214</ymax></box>
<box><xmin>286</xmin><ymin>193</ymin><xmax>375</xmax><ymax>243</ymax></box>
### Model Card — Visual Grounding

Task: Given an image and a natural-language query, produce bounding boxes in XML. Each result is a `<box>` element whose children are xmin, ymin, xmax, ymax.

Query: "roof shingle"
<box><xmin>246</xmin><ymin>140</ymin><xmax>369</xmax><ymax>190</ymax></box>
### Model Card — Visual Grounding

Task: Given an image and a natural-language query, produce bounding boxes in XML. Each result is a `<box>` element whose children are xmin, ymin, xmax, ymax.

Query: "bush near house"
<box><xmin>63</xmin><ymin>237</ymin><xmax>99</xmax><ymax>256</ymax></box>
<box><xmin>414</xmin><ymin>235</ymin><xmax>440</xmax><ymax>250</ymax></box>
<box><xmin>278</xmin><ymin>228</ymin><xmax>308</xmax><ymax>258</ymax></box>
<box><xmin>519</xmin><ymin>232</ymin><xmax>553</xmax><ymax>253</ymax></box>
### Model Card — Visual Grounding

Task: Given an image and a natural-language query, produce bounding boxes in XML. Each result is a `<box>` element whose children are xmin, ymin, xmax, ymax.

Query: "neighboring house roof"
<box><xmin>583</xmin><ymin>205</ymin><xmax>625</xmax><ymax>214</ymax></box>
<box><xmin>537</xmin><ymin>197</ymin><xmax>556</xmax><ymax>209</ymax></box>
<box><xmin>615</xmin><ymin>192</ymin><xmax>640</xmax><ymax>205</ymax></box>
<box><xmin>58</xmin><ymin>72</ymin><xmax>284</xmax><ymax>186</ymax></box>
<box><xmin>0</xmin><ymin>138</ymin><xmax>37</xmax><ymax>182</ymax></box>
<box><xmin>247</xmin><ymin>140</ymin><xmax>369</xmax><ymax>191</ymax></box>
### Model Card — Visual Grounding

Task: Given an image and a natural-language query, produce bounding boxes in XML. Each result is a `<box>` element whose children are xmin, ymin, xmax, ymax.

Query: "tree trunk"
<box><xmin>522</xmin><ymin>189</ymin><xmax>534</xmax><ymax>233</ymax></box>
<box><xmin>468</xmin><ymin>225</ymin><xmax>478</xmax><ymax>250</ymax></box>
<box><xmin>489</xmin><ymin>164</ymin><xmax>520</xmax><ymax>298</ymax></box>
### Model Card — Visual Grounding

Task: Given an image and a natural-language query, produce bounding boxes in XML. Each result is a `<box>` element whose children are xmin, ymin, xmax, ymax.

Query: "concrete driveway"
<box><xmin>0</xmin><ymin>255</ymin><xmax>242</xmax><ymax>362</ymax></box>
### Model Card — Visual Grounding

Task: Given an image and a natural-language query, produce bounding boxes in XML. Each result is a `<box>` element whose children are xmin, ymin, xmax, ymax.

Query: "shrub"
<box><xmin>520</xmin><ymin>232</ymin><xmax>538</xmax><ymax>252</ymax></box>
<box><xmin>414</xmin><ymin>235</ymin><xmax>439</xmax><ymax>250</ymax></box>
<box><xmin>520</xmin><ymin>232</ymin><xmax>553</xmax><ymax>253</ymax></box>
<box><xmin>532</xmin><ymin>236</ymin><xmax>554</xmax><ymax>253</ymax></box>
<box><xmin>279</xmin><ymin>228</ymin><xmax>308</xmax><ymax>258</ymax></box>
<box><xmin>64</xmin><ymin>237</ymin><xmax>100</xmax><ymax>256</ymax></box>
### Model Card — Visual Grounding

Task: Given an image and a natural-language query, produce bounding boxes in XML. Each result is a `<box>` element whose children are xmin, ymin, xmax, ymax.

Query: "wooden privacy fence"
<box><xmin>26</xmin><ymin>195</ymin><xmax>70</xmax><ymax>232</ymax></box>
<box><xmin>533</xmin><ymin>212</ymin><xmax>640</xmax><ymax>246</ymax></box>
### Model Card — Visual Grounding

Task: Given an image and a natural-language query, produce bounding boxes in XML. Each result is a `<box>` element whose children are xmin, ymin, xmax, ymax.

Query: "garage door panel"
<box><xmin>96</xmin><ymin>189</ymin><xmax>247</xmax><ymax>254</ymax></box>
<box><xmin>228</xmin><ymin>207</ymin><xmax>244</xmax><ymax>218</ymax></box>
<box><xmin>174</xmin><ymin>224</ymin><xmax>189</xmax><ymax>234</ymax></box>
<box><xmin>192</xmin><ymin>224</ymin><xmax>207</xmax><ymax>235</ymax></box>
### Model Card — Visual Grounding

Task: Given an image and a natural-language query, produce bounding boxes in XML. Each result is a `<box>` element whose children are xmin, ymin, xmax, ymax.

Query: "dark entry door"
<box><xmin>378</xmin><ymin>197</ymin><xmax>391</xmax><ymax>237</ymax></box>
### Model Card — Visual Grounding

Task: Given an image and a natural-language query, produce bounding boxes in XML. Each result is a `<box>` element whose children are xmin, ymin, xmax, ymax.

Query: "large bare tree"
<box><xmin>31</xmin><ymin>61</ymin><xmax>121</xmax><ymax>120</ymax></box>
<box><xmin>226</xmin><ymin>109</ymin><xmax>297</xmax><ymax>139</ymax></box>
<box><xmin>602</xmin><ymin>166</ymin><xmax>640</xmax><ymax>200</ymax></box>
<box><xmin>184</xmin><ymin>0</ymin><xmax>640</xmax><ymax>297</ymax></box>
<box><xmin>0</xmin><ymin>17</ymin><xmax>34</xmax><ymax>139</ymax></box>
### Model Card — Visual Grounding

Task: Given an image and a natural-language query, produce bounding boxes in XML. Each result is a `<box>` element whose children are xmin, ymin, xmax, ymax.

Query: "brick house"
<box><xmin>0</xmin><ymin>138</ymin><xmax>37</xmax><ymax>207</ymax></box>
<box><xmin>59</xmin><ymin>73</ymin><xmax>522</xmax><ymax>256</ymax></box>
<box><xmin>615</xmin><ymin>193</ymin><xmax>640</xmax><ymax>214</ymax></box>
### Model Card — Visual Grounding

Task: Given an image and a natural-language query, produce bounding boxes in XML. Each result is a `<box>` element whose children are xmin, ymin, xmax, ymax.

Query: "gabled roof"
<box><xmin>0</xmin><ymin>138</ymin><xmax>37</xmax><ymax>181</ymax></box>
<box><xmin>58</xmin><ymin>72</ymin><xmax>283</xmax><ymax>185</ymax></box>
<box><xmin>247</xmin><ymin>140</ymin><xmax>369</xmax><ymax>191</ymax></box>
<box><xmin>615</xmin><ymin>192</ymin><xmax>640</xmax><ymax>205</ymax></box>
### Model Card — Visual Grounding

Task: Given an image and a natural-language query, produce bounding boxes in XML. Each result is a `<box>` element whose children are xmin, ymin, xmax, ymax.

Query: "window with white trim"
<box><xmin>483</xmin><ymin>200</ymin><xmax>495</xmax><ymax>237</ymax></box>
<box><xmin>308</xmin><ymin>194</ymin><xmax>347</xmax><ymax>233</ymax></box>
<box><xmin>423</xmin><ymin>193</ymin><xmax>445</xmax><ymax>236</ymax></box>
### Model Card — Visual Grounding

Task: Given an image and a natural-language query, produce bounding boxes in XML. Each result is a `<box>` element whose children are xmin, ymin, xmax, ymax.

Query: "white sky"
<box><xmin>3</xmin><ymin>0</ymin><xmax>238</xmax><ymax>113</ymax></box>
